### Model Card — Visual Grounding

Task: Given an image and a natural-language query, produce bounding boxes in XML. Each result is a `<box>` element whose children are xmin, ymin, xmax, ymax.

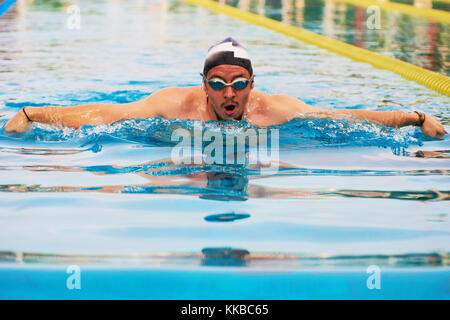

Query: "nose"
<box><xmin>223</xmin><ymin>85</ymin><xmax>236</xmax><ymax>99</ymax></box>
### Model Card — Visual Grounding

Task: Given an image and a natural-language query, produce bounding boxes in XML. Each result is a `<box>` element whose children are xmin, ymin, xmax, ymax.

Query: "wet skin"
<box><xmin>202</xmin><ymin>65</ymin><xmax>254</xmax><ymax>121</ymax></box>
<box><xmin>4</xmin><ymin>65</ymin><xmax>447</xmax><ymax>138</ymax></box>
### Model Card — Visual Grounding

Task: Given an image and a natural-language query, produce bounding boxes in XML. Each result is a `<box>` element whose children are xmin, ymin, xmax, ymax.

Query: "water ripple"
<box><xmin>4</xmin><ymin>116</ymin><xmax>423</xmax><ymax>151</ymax></box>
<box><xmin>0</xmin><ymin>250</ymin><xmax>447</xmax><ymax>268</ymax></box>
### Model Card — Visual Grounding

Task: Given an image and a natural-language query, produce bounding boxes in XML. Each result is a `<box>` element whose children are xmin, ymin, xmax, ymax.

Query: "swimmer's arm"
<box><xmin>278</xmin><ymin>94</ymin><xmax>446</xmax><ymax>139</ymax></box>
<box><xmin>4</xmin><ymin>88</ymin><xmax>176</xmax><ymax>134</ymax></box>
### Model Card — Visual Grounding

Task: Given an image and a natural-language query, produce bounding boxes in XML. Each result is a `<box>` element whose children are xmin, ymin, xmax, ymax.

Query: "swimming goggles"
<box><xmin>201</xmin><ymin>73</ymin><xmax>254</xmax><ymax>90</ymax></box>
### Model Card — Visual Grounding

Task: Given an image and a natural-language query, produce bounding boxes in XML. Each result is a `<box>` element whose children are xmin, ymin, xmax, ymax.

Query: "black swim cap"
<box><xmin>203</xmin><ymin>37</ymin><xmax>253</xmax><ymax>77</ymax></box>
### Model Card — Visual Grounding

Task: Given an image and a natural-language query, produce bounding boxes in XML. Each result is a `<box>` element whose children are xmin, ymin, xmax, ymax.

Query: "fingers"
<box><xmin>4</xmin><ymin>122</ymin><xmax>13</xmax><ymax>133</ymax></box>
<box><xmin>4</xmin><ymin>110</ymin><xmax>31</xmax><ymax>134</ymax></box>
<box><xmin>429</xmin><ymin>127</ymin><xmax>445</xmax><ymax>139</ymax></box>
<box><xmin>421</xmin><ymin>115</ymin><xmax>447</xmax><ymax>139</ymax></box>
<box><xmin>413</xmin><ymin>150</ymin><xmax>447</xmax><ymax>158</ymax></box>
<box><xmin>421</xmin><ymin>127</ymin><xmax>440</xmax><ymax>139</ymax></box>
<box><xmin>434</xmin><ymin>123</ymin><xmax>446</xmax><ymax>139</ymax></box>
<box><xmin>436</xmin><ymin>123</ymin><xmax>447</xmax><ymax>139</ymax></box>
<box><xmin>4</xmin><ymin>117</ymin><xmax>18</xmax><ymax>133</ymax></box>
<box><xmin>436</xmin><ymin>132</ymin><xmax>445</xmax><ymax>139</ymax></box>
<box><xmin>430</xmin><ymin>129</ymin><xmax>445</xmax><ymax>139</ymax></box>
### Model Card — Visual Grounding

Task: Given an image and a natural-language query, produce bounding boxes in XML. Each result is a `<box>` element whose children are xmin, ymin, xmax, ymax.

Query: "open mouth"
<box><xmin>223</xmin><ymin>104</ymin><xmax>236</xmax><ymax>115</ymax></box>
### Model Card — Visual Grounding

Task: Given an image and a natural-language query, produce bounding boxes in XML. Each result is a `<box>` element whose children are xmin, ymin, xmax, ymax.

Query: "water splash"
<box><xmin>13</xmin><ymin>116</ymin><xmax>421</xmax><ymax>151</ymax></box>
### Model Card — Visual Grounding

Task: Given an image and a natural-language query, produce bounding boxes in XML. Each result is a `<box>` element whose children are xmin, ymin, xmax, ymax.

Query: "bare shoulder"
<box><xmin>144</xmin><ymin>86</ymin><xmax>200</xmax><ymax>103</ymax></box>
<box><xmin>142</xmin><ymin>86</ymin><xmax>203</xmax><ymax>118</ymax></box>
<box><xmin>248</xmin><ymin>91</ymin><xmax>312</xmax><ymax>125</ymax></box>
<box><xmin>252</xmin><ymin>91</ymin><xmax>309</xmax><ymax>110</ymax></box>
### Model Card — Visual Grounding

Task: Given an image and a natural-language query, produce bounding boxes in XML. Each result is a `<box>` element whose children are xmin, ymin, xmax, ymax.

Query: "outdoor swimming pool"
<box><xmin>0</xmin><ymin>0</ymin><xmax>449</xmax><ymax>299</ymax></box>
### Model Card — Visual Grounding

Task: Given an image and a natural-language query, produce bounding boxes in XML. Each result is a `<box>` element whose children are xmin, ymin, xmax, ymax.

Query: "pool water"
<box><xmin>0</xmin><ymin>0</ymin><xmax>449</xmax><ymax>299</ymax></box>
<box><xmin>238</xmin><ymin>0</ymin><xmax>450</xmax><ymax>75</ymax></box>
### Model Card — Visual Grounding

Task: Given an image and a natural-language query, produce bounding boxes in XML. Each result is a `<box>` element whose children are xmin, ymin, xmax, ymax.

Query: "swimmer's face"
<box><xmin>203</xmin><ymin>65</ymin><xmax>254</xmax><ymax>121</ymax></box>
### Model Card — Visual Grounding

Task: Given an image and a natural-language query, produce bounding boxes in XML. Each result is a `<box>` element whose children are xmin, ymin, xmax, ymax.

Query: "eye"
<box><xmin>209</xmin><ymin>81</ymin><xmax>225</xmax><ymax>90</ymax></box>
<box><xmin>232</xmin><ymin>81</ymin><xmax>248</xmax><ymax>90</ymax></box>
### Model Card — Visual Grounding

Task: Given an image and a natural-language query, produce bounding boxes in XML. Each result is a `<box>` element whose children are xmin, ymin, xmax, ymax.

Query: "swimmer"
<box><xmin>4</xmin><ymin>37</ymin><xmax>447</xmax><ymax>139</ymax></box>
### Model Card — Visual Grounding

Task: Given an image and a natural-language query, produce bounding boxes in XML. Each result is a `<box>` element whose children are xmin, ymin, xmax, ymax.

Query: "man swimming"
<box><xmin>4</xmin><ymin>37</ymin><xmax>446</xmax><ymax>138</ymax></box>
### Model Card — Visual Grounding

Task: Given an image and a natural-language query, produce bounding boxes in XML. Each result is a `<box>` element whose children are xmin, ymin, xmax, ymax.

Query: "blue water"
<box><xmin>0</xmin><ymin>0</ymin><xmax>449</xmax><ymax>299</ymax></box>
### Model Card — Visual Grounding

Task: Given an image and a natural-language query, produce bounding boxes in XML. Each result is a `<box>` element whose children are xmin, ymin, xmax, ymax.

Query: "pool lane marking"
<box><xmin>333</xmin><ymin>0</ymin><xmax>450</xmax><ymax>24</ymax></box>
<box><xmin>0</xmin><ymin>0</ymin><xmax>17</xmax><ymax>18</ymax></box>
<box><xmin>186</xmin><ymin>0</ymin><xmax>450</xmax><ymax>96</ymax></box>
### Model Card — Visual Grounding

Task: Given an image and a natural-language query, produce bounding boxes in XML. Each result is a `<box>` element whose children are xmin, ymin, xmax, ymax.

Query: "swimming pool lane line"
<box><xmin>185</xmin><ymin>0</ymin><xmax>450</xmax><ymax>96</ymax></box>
<box><xmin>333</xmin><ymin>0</ymin><xmax>450</xmax><ymax>24</ymax></box>
<box><xmin>0</xmin><ymin>0</ymin><xmax>16</xmax><ymax>18</ymax></box>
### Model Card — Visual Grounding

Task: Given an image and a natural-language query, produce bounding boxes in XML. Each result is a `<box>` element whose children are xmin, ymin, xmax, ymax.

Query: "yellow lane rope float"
<box><xmin>334</xmin><ymin>0</ymin><xmax>450</xmax><ymax>24</ymax></box>
<box><xmin>186</xmin><ymin>0</ymin><xmax>450</xmax><ymax>96</ymax></box>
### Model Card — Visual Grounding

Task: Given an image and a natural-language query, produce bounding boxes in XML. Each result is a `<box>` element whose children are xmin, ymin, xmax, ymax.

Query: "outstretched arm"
<box><xmin>3</xmin><ymin>87</ymin><xmax>178</xmax><ymax>134</ymax></box>
<box><xmin>274</xmin><ymin>94</ymin><xmax>446</xmax><ymax>139</ymax></box>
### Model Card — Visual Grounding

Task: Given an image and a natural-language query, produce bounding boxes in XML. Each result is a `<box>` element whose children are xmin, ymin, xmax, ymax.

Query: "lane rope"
<box><xmin>186</xmin><ymin>0</ymin><xmax>450</xmax><ymax>96</ymax></box>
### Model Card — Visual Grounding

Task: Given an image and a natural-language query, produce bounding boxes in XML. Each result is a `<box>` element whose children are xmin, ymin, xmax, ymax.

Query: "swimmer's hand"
<box><xmin>420</xmin><ymin>114</ymin><xmax>446</xmax><ymax>139</ymax></box>
<box><xmin>4</xmin><ymin>108</ymin><xmax>32</xmax><ymax>134</ymax></box>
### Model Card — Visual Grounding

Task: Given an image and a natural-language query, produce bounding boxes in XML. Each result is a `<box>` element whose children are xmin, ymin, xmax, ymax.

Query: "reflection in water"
<box><xmin>1</xmin><ymin>182</ymin><xmax>448</xmax><ymax>201</ymax></box>
<box><xmin>225</xmin><ymin>0</ymin><xmax>449</xmax><ymax>75</ymax></box>
<box><xmin>335</xmin><ymin>189</ymin><xmax>450</xmax><ymax>201</ymax></box>
<box><xmin>282</xmin><ymin>0</ymin><xmax>304</xmax><ymax>25</ymax></box>
<box><xmin>323</xmin><ymin>0</ymin><xmax>335</xmax><ymax>38</ymax></box>
<box><xmin>0</xmin><ymin>146</ymin><xmax>96</xmax><ymax>155</ymax></box>
<box><xmin>199</xmin><ymin>172</ymin><xmax>249</xmax><ymax>201</ymax></box>
<box><xmin>0</xmin><ymin>249</ymin><xmax>446</xmax><ymax>267</ymax></box>
<box><xmin>413</xmin><ymin>149</ymin><xmax>450</xmax><ymax>158</ymax></box>
<box><xmin>265</xmin><ymin>0</ymin><xmax>282</xmax><ymax>21</ymax></box>
<box><xmin>413</xmin><ymin>0</ymin><xmax>432</xmax><ymax>9</ymax></box>
<box><xmin>0</xmin><ymin>158</ymin><xmax>448</xmax><ymax>201</ymax></box>
<box><xmin>201</xmin><ymin>247</ymin><xmax>250</xmax><ymax>266</ymax></box>
<box><xmin>204</xmin><ymin>212</ymin><xmax>251</xmax><ymax>222</ymax></box>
